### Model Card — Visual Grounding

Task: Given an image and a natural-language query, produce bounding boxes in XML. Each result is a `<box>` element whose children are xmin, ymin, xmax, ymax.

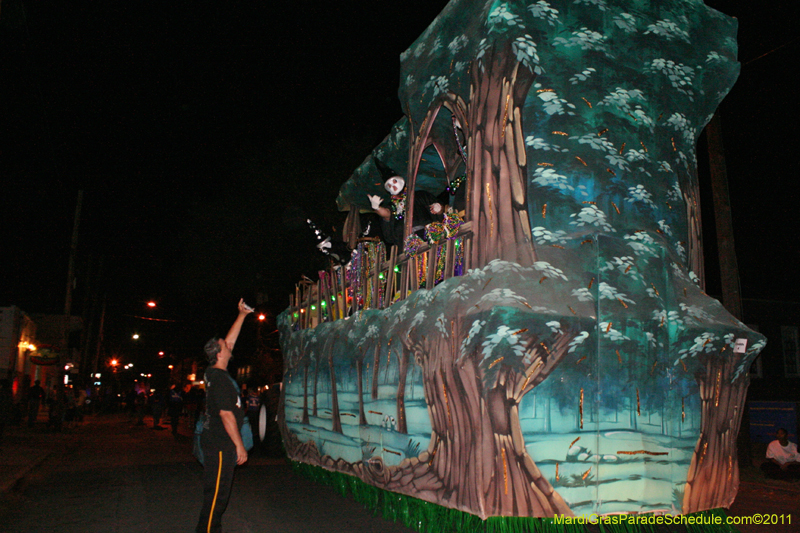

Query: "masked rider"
<box><xmin>367</xmin><ymin>163</ymin><xmax>444</xmax><ymax>248</ymax></box>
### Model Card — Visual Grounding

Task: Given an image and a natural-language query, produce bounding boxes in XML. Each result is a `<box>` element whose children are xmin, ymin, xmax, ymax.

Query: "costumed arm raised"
<box><xmin>368</xmin><ymin>194</ymin><xmax>391</xmax><ymax>221</ymax></box>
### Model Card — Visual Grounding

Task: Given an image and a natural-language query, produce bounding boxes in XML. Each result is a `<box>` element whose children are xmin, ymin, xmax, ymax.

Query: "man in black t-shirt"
<box><xmin>196</xmin><ymin>299</ymin><xmax>253</xmax><ymax>533</ymax></box>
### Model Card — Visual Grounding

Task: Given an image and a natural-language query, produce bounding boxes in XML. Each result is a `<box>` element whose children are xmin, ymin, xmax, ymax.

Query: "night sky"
<box><xmin>1</xmin><ymin>1</ymin><xmax>798</xmax><ymax>358</ymax></box>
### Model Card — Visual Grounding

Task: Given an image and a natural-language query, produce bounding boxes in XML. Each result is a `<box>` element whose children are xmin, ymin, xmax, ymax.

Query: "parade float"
<box><xmin>278</xmin><ymin>0</ymin><xmax>766</xmax><ymax>525</ymax></box>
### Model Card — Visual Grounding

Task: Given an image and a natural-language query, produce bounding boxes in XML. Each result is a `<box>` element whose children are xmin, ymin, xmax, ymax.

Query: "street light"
<box><xmin>132</xmin><ymin>333</ymin><xmax>140</xmax><ymax>340</ymax></box>
<box><xmin>147</xmin><ymin>301</ymin><xmax>157</xmax><ymax>308</ymax></box>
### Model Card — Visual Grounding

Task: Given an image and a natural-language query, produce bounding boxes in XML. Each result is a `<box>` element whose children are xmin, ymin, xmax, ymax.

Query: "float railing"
<box><xmin>289</xmin><ymin>222</ymin><xmax>472</xmax><ymax>329</ymax></box>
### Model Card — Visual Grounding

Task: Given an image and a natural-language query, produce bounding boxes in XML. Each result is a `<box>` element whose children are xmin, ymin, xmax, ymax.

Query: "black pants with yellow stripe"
<box><xmin>196</xmin><ymin>446</ymin><xmax>237</xmax><ymax>533</ymax></box>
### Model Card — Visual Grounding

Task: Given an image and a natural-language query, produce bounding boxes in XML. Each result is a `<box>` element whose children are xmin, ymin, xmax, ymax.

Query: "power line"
<box><xmin>123</xmin><ymin>314</ymin><xmax>179</xmax><ymax>323</ymax></box>
<box><xmin>743</xmin><ymin>36</ymin><xmax>799</xmax><ymax>66</ymax></box>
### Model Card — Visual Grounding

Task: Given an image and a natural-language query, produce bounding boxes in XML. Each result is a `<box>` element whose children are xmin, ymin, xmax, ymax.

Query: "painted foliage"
<box><xmin>280</xmin><ymin>0</ymin><xmax>765</xmax><ymax>519</ymax></box>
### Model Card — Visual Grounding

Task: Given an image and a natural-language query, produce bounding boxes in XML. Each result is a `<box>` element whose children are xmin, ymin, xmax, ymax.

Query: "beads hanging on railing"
<box><xmin>417</xmin><ymin>251</ymin><xmax>428</xmax><ymax>288</ymax></box>
<box><xmin>403</xmin><ymin>234</ymin><xmax>425</xmax><ymax>257</ymax></box>
<box><xmin>444</xmin><ymin>212</ymin><xmax>464</xmax><ymax>239</ymax></box>
<box><xmin>293</xmin><ymin>225</ymin><xmax>471</xmax><ymax>328</ymax></box>
<box><xmin>434</xmin><ymin>244</ymin><xmax>447</xmax><ymax>285</ymax></box>
<box><xmin>425</xmin><ymin>221</ymin><xmax>446</xmax><ymax>244</ymax></box>
<box><xmin>349</xmin><ymin>240</ymin><xmax>386</xmax><ymax>311</ymax></box>
<box><xmin>346</xmin><ymin>246</ymin><xmax>363</xmax><ymax>311</ymax></box>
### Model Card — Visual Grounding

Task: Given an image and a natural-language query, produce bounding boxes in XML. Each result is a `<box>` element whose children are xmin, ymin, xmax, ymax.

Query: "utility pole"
<box><xmin>64</xmin><ymin>190</ymin><xmax>83</xmax><ymax>366</ymax></box>
<box><xmin>93</xmin><ymin>294</ymin><xmax>107</xmax><ymax>375</ymax></box>
<box><xmin>707</xmin><ymin>114</ymin><xmax>743</xmax><ymax>320</ymax></box>
<box><xmin>706</xmin><ymin>112</ymin><xmax>751</xmax><ymax>469</ymax></box>
<box><xmin>79</xmin><ymin>256</ymin><xmax>105</xmax><ymax>378</ymax></box>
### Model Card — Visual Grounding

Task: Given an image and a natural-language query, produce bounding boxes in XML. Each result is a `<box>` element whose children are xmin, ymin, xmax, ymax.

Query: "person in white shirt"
<box><xmin>761</xmin><ymin>428</ymin><xmax>800</xmax><ymax>480</ymax></box>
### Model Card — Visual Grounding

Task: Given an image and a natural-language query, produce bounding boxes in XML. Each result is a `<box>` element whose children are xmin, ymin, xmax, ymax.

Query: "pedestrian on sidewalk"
<box><xmin>47</xmin><ymin>385</ymin><xmax>65</xmax><ymax>432</ymax></box>
<box><xmin>245</xmin><ymin>387</ymin><xmax>260</xmax><ymax>439</ymax></box>
<box><xmin>151</xmin><ymin>389</ymin><xmax>165</xmax><ymax>429</ymax></box>
<box><xmin>27</xmin><ymin>380</ymin><xmax>45</xmax><ymax>428</ymax></box>
<box><xmin>0</xmin><ymin>379</ymin><xmax>13</xmax><ymax>446</ymax></box>
<box><xmin>185</xmin><ymin>385</ymin><xmax>199</xmax><ymax>428</ymax></box>
<box><xmin>75</xmin><ymin>386</ymin><xmax>87</xmax><ymax>423</ymax></box>
<box><xmin>196</xmin><ymin>298</ymin><xmax>253</xmax><ymax>533</ymax></box>
<box><xmin>135</xmin><ymin>390</ymin><xmax>147</xmax><ymax>425</ymax></box>
<box><xmin>167</xmin><ymin>383</ymin><xmax>183</xmax><ymax>436</ymax></box>
<box><xmin>194</xmin><ymin>387</ymin><xmax>206</xmax><ymax>429</ymax></box>
<box><xmin>64</xmin><ymin>387</ymin><xmax>77</xmax><ymax>429</ymax></box>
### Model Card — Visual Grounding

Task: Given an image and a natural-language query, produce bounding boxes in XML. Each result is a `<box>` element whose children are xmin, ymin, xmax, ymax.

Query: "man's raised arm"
<box><xmin>224</xmin><ymin>298</ymin><xmax>254</xmax><ymax>350</ymax></box>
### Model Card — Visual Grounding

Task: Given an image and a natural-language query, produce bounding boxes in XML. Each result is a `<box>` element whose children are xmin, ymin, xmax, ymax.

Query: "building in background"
<box><xmin>1</xmin><ymin>306</ymin><xmax>37</xmax><ymax>399</ymax></box>
<box><xmin>1</xmin><ymin>306</ymin><xmax>84</xmax><ymax>400</ymax></box>
<box><xmin>30</xmin><ymin>313</ymin><xmax>83</xmax><ymax>387</ymax></box>
<box><xmin>743</xmin><ymin>299</ymin><xmax>800</xmax><ymax>448</ymax></box>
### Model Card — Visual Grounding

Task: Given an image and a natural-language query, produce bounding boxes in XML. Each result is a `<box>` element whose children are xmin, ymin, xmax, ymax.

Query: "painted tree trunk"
<box><xmin>328</xmin><ymin>353</ymin><xmax>343</xmax><ymax>434</ymax></box>
<box><xmin>545</xmin><ymin>395</ymin><xmax>551</xmax><ymax>433</ymax></box>
<box><xmin>312</xmin><ymin>356</ymin><xmax>319</xmax><ymax>418</ymax></box>
<box><xmin>395</xmin><ymin>326</ymin><xmax>574</xmax><ymax>518</ymax></box>
<box><xmin>371</xmin><ymin>344</ymin><xmax>381</xmax><ymax>400</ymax></box>
<box><xmin>302</xmin><ymin>361</ymin><xmax>310</xmax><ymax>425</ymax></box>
<box><xmin>684</xmin><ymin>185</ymin><xmax>705</xmax><ymax>290</ymax></box>
<box><xmin>396</xmin><ymin>346</ymin><xmax>410</xmax><ymax>434</ymax></box>
<box><xmin>356</xmin><ymin>358</ymin><xmax>367</xmax><ymax>426</ymax></box>
<box><xmin>682</xmin><ymin>353</ymin><xmax>748</xmax><ymax>513</ymax></box>
<box><xmin>466</xmin><ymin>44</ymin><xmax>536</xmax><ymax>269</ymax></box>
<box><xmin>282</xmin><ymin>323</ymin><xmax>582</xmax><ymax>519</ymax></box>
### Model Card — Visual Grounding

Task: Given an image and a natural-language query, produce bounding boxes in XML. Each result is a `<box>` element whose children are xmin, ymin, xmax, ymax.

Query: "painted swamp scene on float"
<box><xmin>278</xmin><ymin>0</ymin><xmax>766</xmax><ymax>520</ymax></box>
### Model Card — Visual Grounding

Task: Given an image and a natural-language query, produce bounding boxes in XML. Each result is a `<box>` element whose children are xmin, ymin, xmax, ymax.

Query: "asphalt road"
<box><xmin>1</xmin><ymin>413</ymin><xmax>798</xmax><ymax>533</ymax></box>
<box><xmin>0</xmin><ymin>413</ymin><xmax>414</xmax><ymax>533</ymax></box>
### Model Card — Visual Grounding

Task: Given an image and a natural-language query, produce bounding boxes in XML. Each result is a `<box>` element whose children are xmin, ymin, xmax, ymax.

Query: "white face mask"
<box><xmin>384</xmin><ymin>177</ymin><xmax>405</xmax><ymax>196</ymax></box>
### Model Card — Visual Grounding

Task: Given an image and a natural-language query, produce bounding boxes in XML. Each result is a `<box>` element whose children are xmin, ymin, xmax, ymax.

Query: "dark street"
<box><xmin>0</xmin><ymin>412</ymin><xmax>414</xmax><ymax>533</ymax></box>
<box><xmin>2</xmin><ymin>2</ymin><xmax>798</xmax><ymax>532</ymax></box>
<box><xmin>2</xmin><ymin>412</ymin><xmax>799</xmax><ymax>533</ymax></box>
